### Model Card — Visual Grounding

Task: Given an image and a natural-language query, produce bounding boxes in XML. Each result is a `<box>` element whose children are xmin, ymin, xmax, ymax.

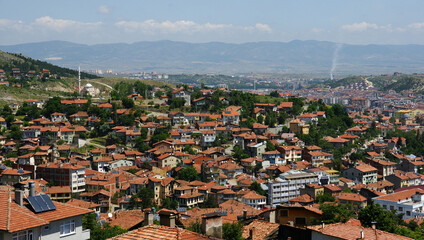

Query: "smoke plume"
<box><xmin>330</xmin><ymin>43</ymin><xmax>342</xmax><ymax>80</ymax></box>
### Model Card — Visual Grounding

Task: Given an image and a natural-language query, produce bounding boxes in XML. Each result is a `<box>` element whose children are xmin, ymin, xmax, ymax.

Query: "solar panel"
<box><xmin>40</xmin><ymin>194</ymin><xmax>56</xmax><ymax>211</ymax></box>
<box><xmin>27</xmin><ymin>194</ymin><xmax>56</xmax><ymax>213</ymax></box>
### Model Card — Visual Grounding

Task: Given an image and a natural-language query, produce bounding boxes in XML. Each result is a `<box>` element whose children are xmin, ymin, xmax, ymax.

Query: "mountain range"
<box><xmin>2</xmin><ymin>40</ymin><xmax>424</xmax><ymax>74</ymax></box>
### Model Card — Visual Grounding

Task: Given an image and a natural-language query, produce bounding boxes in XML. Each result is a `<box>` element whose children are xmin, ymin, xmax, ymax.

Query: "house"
<box><xmin>300</xmin><ymin>183</ymin><xmax>324</xmax><ymax>199</ymax></box>
<box><xmin>0</xmin><ymin>167</ymin><xmax>32</xmax><ymax>185</ymax></box>
<box><xmin>172</xmin><ymin>87</ymin><xmax>191</xmax><ymax>106</ymax></box>
<box><xmin>157</xmin><ymin>153</ymin><xmax>182</xmax><ymax>168</ymax></box>
<box><xmin>289</xmin><ymin>119</ymin><xmax>310</xmax><ymax>135</ymax></box>
<box><xmin>337</xmin><ymin>193</ymin><xmax>367</xmax><ymax>211</ymax></box>
<box><xmin>364</xmin><ymin>158</ymin><xmax>396</xmax><ymax>177</ymax></box>
<box><xmin>307</xmin><ymin>222</ymin><xmax>413</xmax><ymax>240</ymax></box>
<box><xmin>276</xmin><ymin>205</ymin><xmax>322</xmax><ymax>226</ymax></box>
<box><xmin>0</xmin><ymin>186</ymin><xmax>92</xmax><ymax>240</ymax></box>
<box><xmin>50</xmin><ymin>112</ymin><xmax>67</xmax><ymax>122</ymax></box>
<box><xmin>222</xmin><ymin>106</ymin><xmax>241</xmax><ymax>125</ymax></box>
<box><xmin>241</xmin><ymin>191</ymin><xmax>266</xmax><ymax>209</ymax></box>
<box><xmin>343</xmin><ymin>164</ymin><xmax>378</xmax><ymax>184</ymax></box>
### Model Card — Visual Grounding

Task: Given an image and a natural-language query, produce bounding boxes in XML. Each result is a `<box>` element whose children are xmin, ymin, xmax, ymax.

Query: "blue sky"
<box><xmin>1</xmin><ymin>0</ymin><xmax>424</xmax><ymax>45</ymax></box>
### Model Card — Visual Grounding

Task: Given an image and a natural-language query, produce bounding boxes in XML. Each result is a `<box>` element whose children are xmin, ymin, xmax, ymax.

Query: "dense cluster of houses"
<box><xmin>0</xmin><ymin>83</ymin><xmax>423</xmax><ymax>240</ymax></box>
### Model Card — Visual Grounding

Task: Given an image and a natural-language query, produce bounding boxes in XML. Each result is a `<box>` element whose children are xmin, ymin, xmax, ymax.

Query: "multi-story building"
<box><xmin>343</xmin><ymin>164</ymin><xmax>378</xmax><ymax>185</ymax></box>
<box><xmin>373</xmin><ymin>188</ymin><xmax>424</xmax><ymax>220</ymax></box>
<box><xmin>36</xmin><ymin>163</ymin><xmax>86</xmax><ymax>193</ymax></box>
<box><xmin>267</xmin><ymin>170</ymin><xmax>319</xmax><ymax>207</ymax></box>
<box><xmin>277</xmin><ymin>146</ymin><xmax>302</xmax><ymax>164</ymax></box>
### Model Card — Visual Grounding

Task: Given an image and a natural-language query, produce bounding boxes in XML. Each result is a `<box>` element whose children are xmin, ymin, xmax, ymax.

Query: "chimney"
<box><xmin>322</xmin><ymin>222</ymin><xmax>325</xmax><ymax>229</ymax></box>
<box><xmin>29</xmin><ymin>181</ymin><xmax>35</xmax><ymax>197</ymax></box>
<box><xmin>15</xmin><ymin>190</ymin><xmax>24</xmax><ymax>207</ymax></box>
<box><xmin>360</xmin><ymin>229</ymin><xmax>364</xmax><ymax>239</ymax></box>
<box><xmin>115</xmin><ymin>176</ymin><xmax>119</xmax><ymax>189</ymax></box>
<box><xmin>158</xmin><ymin>210</ymin><xmax>176</xmax><ymax>228</ymax></box>
<box><xmin>143</xmin><ymin>208</ymin><xmax>154</xmax><ymax>226</ymax></box>
<box><xmin>202</xmin><ymin>212</ymin><xmax>222</xmax><ymax>239</ymax></box>
<box><xmin>371</xmin><ymin>221</ymin><xmax>376</xmax><ymax>229</ymax></box>
<box><xmin>249</xmin><ymin>227</ymin><xmax>255</xmax><ymax>240</ymax></box>
<box><xmin>269</xmin><ymin>209</ymin><xmax>276</xmax><ymax>223</ymax></box>
<box><xmin>243</xmin><ymin>209</ymin><xmax>247</xmax><ymax>220</ymax></box>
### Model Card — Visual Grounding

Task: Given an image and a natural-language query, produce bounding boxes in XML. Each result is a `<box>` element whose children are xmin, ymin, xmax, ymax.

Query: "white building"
<box><xmin>373</xmin><ymin>188</ymin><xmax>424</xmax><ymax>220</ymax></box>
<box><xmin>242</xmin><ymin>191</ymin><xmax>266</xmax><ymax>209</ymax></box>
<box><xmin>267</xmin><ymin>170</ymin><xmax>319</xmax><ymax>207</ymax></box>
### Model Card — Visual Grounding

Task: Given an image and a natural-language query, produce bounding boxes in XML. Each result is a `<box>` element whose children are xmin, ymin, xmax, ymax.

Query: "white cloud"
<box><xmin>341</xmin><ymin>22</ymin><xmax>379</xmax><ymax>32</ymax></box>
<box><xmin>115</xmin><ymin>19</ymin><xmax>271</xmax><ymax>34</ymax></box>
<box><xmin>34</xmin><ymin>16</ymin><xmax>102</xmax><ymax>32</ymax></box>
<box><xmin>408</xmin><ymin>22</ymin><xmax>424</xmax><ymax>29</ymax></box>
<box><xmin>0</xmin><ymin>16</ymin><xmax>102</xmax><ymax>33</ymax></box>
<box><xmin>311</xmin><ymin>28</ymin><xmax>324</xmax><ymax>33</ymax></box>
<box><xmin>98</xmin><ymin>5</ymin><xmax>110</xmax><ymax>14</ymax></box>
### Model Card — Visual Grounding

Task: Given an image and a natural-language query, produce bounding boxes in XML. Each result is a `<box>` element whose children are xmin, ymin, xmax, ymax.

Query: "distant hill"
<box><xmin>2</xmin><ymin>40</ymin><xmax>424</xmax><ymax>74</ymax></box>
<box><xmin>0</xmin><ymin>50</ymin><xmax>98</xmax><ymax>79</ymax></box>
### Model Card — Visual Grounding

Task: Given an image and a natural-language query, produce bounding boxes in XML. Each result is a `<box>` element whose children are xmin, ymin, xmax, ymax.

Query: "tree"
<box><xmin>42</xmin><ymin>96</ymin><xmax>63</xmax><ymax>117</ymax></box>
<box><xmin>319</xmin><ymin>203</ymin><xmax>354</xmax><ymax>224</ymax></box>
<box><xmin>187</xmin><ymin>221</ymin><xmax>202</xmax><ymax>234</ymax></box>
<box><xmin>222</xmin><ymin>222</ymin><xmax>243</xmax><ymax>240</ymax></box>
<box><xmin>249</xmin><ymin>182</ymin><xmax>266</xmax><ymax>196</ymax></box>
<box><xmin>358</xmin><ymin>202</ymin><xmax>403</xmax><ymax>232</ymax></box>
<box><xmin>8</xmin><ymin>125</ymin><xmax>22</xmax><ymax>140</ymax></box>
<box><xmin>200</xmin><ymin>196</ymin><xmax>218</xmax><ymax>208</ymax></box>
<box><xmin>83</xmin><ymin>213</ymin><xmax>127</xmax><ymax>240</ymax></box>
<box><xmin>269</xmin><ymin>91</ymin><xmax>279</xmax><ymax>98</ymax></box>
<box><xmin>315</xmin><ymin>193</ymin><xmax>335</xmax><ymax>203</ymax></box>
<box><xmin>177</xmin><ymin>166</ymin><xmax>199</xmax><ymax>182</ymax></box>
<box><xmin>266</xmin><ymin>141</ymin><xmax>276</xmax><ymax>151</ymax></box>
<box><xmin>161</xmin><ymin>197</ymin><xmax>179</xmax><ymax>210</ymax></box>
<box><xmin>122</xmin><ymin>98</ymin><xmax>134</xmax><ymax>109</ymax></box>
<box><xmin>257</xmin><ymin>115</ymin><xmax>264</xmax><ymax>124</ymax></box>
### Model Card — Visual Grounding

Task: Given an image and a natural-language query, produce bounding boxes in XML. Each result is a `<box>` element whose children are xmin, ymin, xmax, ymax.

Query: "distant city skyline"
<box><xmin>1</xmin><ymin>0</ymin><xmax>424</xmax><ymax>45</ymax></box>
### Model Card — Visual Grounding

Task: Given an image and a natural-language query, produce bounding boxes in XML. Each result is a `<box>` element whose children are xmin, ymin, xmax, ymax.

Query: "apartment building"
<box><xmin>36</xmin><ymin>163</ymin><xmax>86</xmax><ymax>193</ymax></box>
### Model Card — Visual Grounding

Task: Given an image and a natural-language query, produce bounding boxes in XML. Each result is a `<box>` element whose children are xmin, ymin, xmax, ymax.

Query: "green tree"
<box><xmin>82</xmin><ymin>213</ymin><xmax>127</xmax><ymax>240</ymax></box>
<box><xmin>121</xmin><ymin>97</ymin><xmax>134</xmax><ymax>109</ymax></box>
<box><xmin>269</xmin><ymin>91</ymin><xmax>279</xmax><ymax>98</ymax></box>
<box><xmin>177</xmin><ymin>166</ymin><xmax>199</xmax><ymax>182</ymax></box>
<box><xmin>187</xmin><ymin>221</ymin><xmax>202</xmax><ymax>234</ymax></box>
<box><xmin>7</xmin><ymin>125</ymin><xmax>22</xmax><ymax>140</ymax></box>
<box><xmin>42</xmin><ymin>96</ymin><xmax>63</xmax><ymax>117</ymax></box>
<box><xmin>222</xmin><ymin>222</ymin><xmax>243</xmax><ymax>240</ymax></box>
<box><xmin>315</xmin><ymin>193</ymin><xmax>335</xmax><ymax>203</ymax></box>
<box><xmin>200</xmin><ymin>196</ymin><xmax>219</xmax><ymax>208</ymax></box>
<box><xmin>358</xmin><ymin>202</ymin><xmax>403</xmax><ymax>232</ymax></box>
<box><xmin>266</xmin><ymin>141</ymin><xmax>276</xmax><ymax>151</ymax></box>
<box><xmin>249</xmin><ymin>182</ymin><xmax>266</xmax><ymax>196</ymax></box>
<box><xmin>161</xmin><ymin>197</ymin><xmax>179</xmax><ymax>210</ymax></box>
<box><xmin>319</xmin><ymin>203</ymin><xmax>354</xmax><ymax>224</ymax></box>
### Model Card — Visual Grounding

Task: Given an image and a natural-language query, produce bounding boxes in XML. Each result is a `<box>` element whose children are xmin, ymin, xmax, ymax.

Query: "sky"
<box><xmin>1</xmin><ymin>0</ymin><xmax>424</xmax><ymax>45</ymax></box>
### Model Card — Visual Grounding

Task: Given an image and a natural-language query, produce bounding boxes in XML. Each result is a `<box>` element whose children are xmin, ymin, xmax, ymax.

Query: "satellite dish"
<box><xmin>108</xmin><ymin>213</ymin><xmax>113</xmax><ymax>218</ymax></box>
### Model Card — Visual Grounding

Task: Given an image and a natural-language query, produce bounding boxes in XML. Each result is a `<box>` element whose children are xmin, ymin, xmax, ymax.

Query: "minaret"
<box><xmin>78</xmin><ymin>66</ymin><xmax>81</xmax><ymax>95</ymax></box>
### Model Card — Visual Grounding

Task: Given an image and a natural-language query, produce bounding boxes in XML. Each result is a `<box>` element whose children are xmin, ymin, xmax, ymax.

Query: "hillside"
<box><xmin>319</xmin><ymin>74</ymin><xmax>424</xmax><ymax>93</ymax></box>
<box><xmin>3</xmin><ymin>40</ymin><xmax>424</xmax><ymax>74</ymax></box>
<box><xmin>0</xmin><ymin>50</ymin><xmax>98</xmax><ymax>79</ymax></box>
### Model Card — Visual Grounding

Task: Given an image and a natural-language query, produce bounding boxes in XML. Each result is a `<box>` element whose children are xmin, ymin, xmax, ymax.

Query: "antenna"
<box><xmin>78</xmin><ymin>66</ymin><xmax>81</xmax><ymax>95</ymax></box>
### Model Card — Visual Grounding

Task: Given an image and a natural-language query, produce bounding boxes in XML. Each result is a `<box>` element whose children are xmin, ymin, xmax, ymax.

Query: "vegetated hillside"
<box><xmin>0</xmin><ymin>51</ymin><xmax>98</xmax><ymax>79</ymax></box>
<box><xmin>320</xmin><ymin>74</ymin><xmax>424</xmax><ymax>93</ymax></box>
<box><xmin>381</xmin><ymin>75</ymin><xmax>424</xmax><ymax>93</ymax></box>
<box><xmin>325</xmin><ymin>76</ymin><xmax>365</xmax><ymax>89</ymax></box>
<box><xmin>3</xmin><ymin>40</ymin><xmax>424</xmax><ymax>73</ymax></box>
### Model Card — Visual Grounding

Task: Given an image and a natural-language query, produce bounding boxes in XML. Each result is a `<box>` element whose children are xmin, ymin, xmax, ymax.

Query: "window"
<box><xmin>60</xmin><ymin>220</ymin><xmax>75</xmax><ymax>236</ymax></box>
<box><xmin>12</xmin><ymin>230</ymin><xmax>33</xmax><ymax>240</ymax></box>
<box><xmin>390</xmin><ymin>206</ymin><xmax>394</xmax><ymax>210</ymax></box>
<box><xmin>399</xmin><ymin>207</ymin><xmax>403</xmax><ymax>211</ymax></box>
<box><xmin>406</xmin><ymin>211</ymin><xmax>411</xmax><ymax>216</ymax></box>
<box><xmin>295</xmin><ymin>217</ymin><xmax>306</xmax><ymax>225</ymax></box>
<box><xmin>280</xmin><ymin>210</ymin><xmax>289</xmax><ymax>217</ymax></box>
